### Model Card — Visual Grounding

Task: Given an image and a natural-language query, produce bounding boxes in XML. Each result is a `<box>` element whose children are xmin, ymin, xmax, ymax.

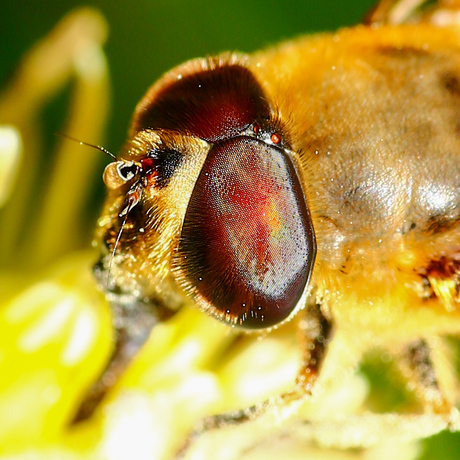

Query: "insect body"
<box><xmin>76</xmin><ymin>0</ymin><xmax>460</xmax><ymax>439</ymax></box>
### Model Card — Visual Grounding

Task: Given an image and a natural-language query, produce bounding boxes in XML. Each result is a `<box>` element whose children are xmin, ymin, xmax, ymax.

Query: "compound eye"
<box><xmin>131</xmin><ymin>63</ymin><xmax>271</xmax><ymax>142</ymax></box>
<box><xmin>176</xmin><ymin>138</ymin><xmax>316</xmax><ymax>329</ymax></box>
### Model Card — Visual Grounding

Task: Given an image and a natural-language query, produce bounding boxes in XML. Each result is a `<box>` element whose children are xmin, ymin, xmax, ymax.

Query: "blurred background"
<box><xmin>1</xmin><ymin>0</ymin><xmax>460</xmax><ymax>458</ymax></box>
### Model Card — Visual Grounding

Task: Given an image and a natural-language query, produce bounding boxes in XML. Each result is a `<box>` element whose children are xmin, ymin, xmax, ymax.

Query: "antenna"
<box><xmin>57</xmin><ymin>133</ymin><xmax>117</xmax><ymax>160</ymax></box>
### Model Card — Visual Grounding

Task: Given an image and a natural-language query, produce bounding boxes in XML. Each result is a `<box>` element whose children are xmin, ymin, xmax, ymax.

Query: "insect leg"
<box><xmin>180</xmin><ymin>301</ymin><xmax>333</xmax><ymax>435</ymax></box>
<box><xmin>395</xmin><ymin>338</ymin><xmax>459</xmax><ymax>421</ymax></box>
<box><xmin>295</xmin><ymin>300</ymin><xmax>333</xmax><ymax>392</ymax></box>
<box><xmin>365</xmin><ymin>0</ymin><xmax>428</xmax><ymax>25</ymax></box>
<box><xmin>364</xmin><ymin>0</ymin><xmax>460</xmax><ymax>25</ymax></box>
<box><xmin>190</xmin><ymin>301</ymin><xmax>335</xmax><ymax>434</ymax></box>
<box><xmin>70</xmin><ymin>291</ymin><xmax>174</xmax><ymax>424</ymax></box>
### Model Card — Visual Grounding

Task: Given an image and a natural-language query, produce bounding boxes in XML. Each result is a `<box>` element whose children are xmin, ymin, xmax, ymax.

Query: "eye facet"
<box><xmin>175</xmin><ymin>137</ymin><xmax>316</xmax><ymax>329</ymax></box>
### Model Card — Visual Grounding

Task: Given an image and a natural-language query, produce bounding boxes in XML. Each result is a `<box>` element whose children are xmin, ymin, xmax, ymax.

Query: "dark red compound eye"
<box><xmin>176</xmin><ymin>137</ymin><xmax>316</xmax><ymax>329</ymax></box>
<box><xmin>132</xmin><ymin>64</ymin><xmax>271</xmax><ymax>142</ymax></box>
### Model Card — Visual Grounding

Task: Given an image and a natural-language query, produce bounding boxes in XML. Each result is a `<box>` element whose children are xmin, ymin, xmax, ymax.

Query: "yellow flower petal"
<box><xmin>0</xmin><ymin>125</ymin><xmax>22</xmax><ymax>207</ymax></box>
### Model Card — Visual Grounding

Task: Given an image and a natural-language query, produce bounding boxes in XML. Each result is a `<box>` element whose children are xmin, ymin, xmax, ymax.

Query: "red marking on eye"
<box><xmin>271</xmin><ymin>133</ymin><xmax>281</xmax><ymax>144</ymax></box>
<box><xmin>253</xmin><ymin>124</ymin><xmax>260</xmax><ymax>134</ymax></box>
<box><xmin>223</xmin><ymin>156</ymin><xmax>285</xmax><ymax>282</ymax></box>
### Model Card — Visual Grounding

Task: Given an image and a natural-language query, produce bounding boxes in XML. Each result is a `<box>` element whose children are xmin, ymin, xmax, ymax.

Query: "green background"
<box><xmin>1</xmin><ymin>0</ymin><xmax>460</xmax><ymax>458</ymax></box>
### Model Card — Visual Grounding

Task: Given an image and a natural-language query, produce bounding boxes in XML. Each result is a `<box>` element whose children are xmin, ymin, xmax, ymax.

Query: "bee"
<box><xmin>75</xmin><ymin>0</ymin><xmax>460</xmax><ymax>443</ymax></box>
